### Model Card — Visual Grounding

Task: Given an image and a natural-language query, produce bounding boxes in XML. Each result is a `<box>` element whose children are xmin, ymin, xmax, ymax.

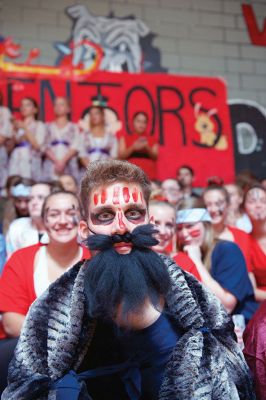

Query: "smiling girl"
<box><xmin>176</xmin><ymin>198</ymin><xmax>258</xmax><ymax>322</ymax></box>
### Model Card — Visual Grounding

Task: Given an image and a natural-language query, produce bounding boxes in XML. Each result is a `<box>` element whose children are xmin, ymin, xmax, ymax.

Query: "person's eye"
<box><xmin>166</xmin><ymin>223</ymin><xmax>174</xmax><ymax>229</ymax></box>
<box><xmin>126</xmin><ymin>209</ymin><xmax>143</xmax><ymax>220</ymax></box>
<box><xmin>47</xmin><ymin>213</ymin><xmax>58</xmax><ymax>218</ymax></box>
<box><xmin>68</xmin><ymin>210</ymin><xmax>78</xmax><ymax>216</ymax></box>
<box><xmin>186</xmin><ymin>224</ymin><xmax>195</xmax><ymax>229</ymax></box>
<box><xmin>97</xmin><ymin>212</ymin><xmax>114</xmax><ymax>222</ymax></box>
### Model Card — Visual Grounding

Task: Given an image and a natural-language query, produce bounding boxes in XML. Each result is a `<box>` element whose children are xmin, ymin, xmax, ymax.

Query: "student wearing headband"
<box><xmin>5</xmin><ymin>182</ymin><xmax>52</xmax><ymax>258</ymax></box>
<box><xmin>2</xmin><ymin>177</ymin><xmax>34</xmax><ymax>235</ymax></box>
<box><xmin>176</xmin><ymin>197</ymin><xmax>258</xmax><ymax>323</ymax></box>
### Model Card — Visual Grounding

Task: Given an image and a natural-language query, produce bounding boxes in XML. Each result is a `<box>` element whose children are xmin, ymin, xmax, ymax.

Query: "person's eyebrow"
<box><xmin>125</xmin><ymin>204</ymin><xmax>147</xmax><ymax>211</ymax></box>
<box><xmin>47</xmin><ymin>207</ymin><xmax>79</xmax><ymax>212</ymax></box>
<box><xmin>90</xmin><ymin>206</ymin><xmax>115</xmax><ymax>214</ymax></box>
<box><xmin>90</xmin><ymin>204</ymin><xmax>146</xmax><ymax>213</ymax></box>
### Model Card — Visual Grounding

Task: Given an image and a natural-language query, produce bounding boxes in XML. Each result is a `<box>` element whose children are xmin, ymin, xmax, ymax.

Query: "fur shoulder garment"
<box><xmin>2</xmin><ymin>256</ymin><xmax>255</xmax><ymax>400</ymax></box>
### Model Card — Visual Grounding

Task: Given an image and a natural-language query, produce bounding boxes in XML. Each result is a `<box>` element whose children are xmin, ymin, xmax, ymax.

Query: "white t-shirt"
<box><xmin>236</xmin><ymin>213</ymin><xmax>252</xmax><ymax>233</ymax></box>
<box><xmin>5</xmin><ymin>217</ymin><xmax>48</xmax><ymax>258</ymax></box>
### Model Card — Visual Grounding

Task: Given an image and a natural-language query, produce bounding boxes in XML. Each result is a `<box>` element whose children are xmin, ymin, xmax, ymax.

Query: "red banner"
<box><xmin>0</xmin><ymin>69</ymin><xmax>234</xmax><ymax>186</ymax></box>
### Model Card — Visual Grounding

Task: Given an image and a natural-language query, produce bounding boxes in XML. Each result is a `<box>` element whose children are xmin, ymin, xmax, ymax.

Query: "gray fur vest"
<box><xmin>2</xmin><ymin>256</ymin><xmax>255</xmax><ymax>400</ymax></box>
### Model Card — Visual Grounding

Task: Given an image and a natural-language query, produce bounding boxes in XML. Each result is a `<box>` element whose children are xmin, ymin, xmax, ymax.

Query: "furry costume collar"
<box><xmin>3</xmin><ymin>256</ymin><xmax>255</xmax><ymax>399</ymax></box>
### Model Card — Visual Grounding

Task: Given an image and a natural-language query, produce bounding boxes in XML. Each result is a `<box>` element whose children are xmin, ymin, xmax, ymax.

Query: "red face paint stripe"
<box><xmin>190</xmin><ymin>229</ymin><xmax>201</xmax><ymax>238</ymax></box>
<box><xmin>118</xmin><ymin>211</ymin><xmax>126</xmax><ymax>229</ymax></box>
<box><xmin>132</xmin><ymin>187</ymin><xmax>138</xmax><ymax>202</ymax></box>
<box><xmin>112</xmin><ymin>186</ymin><xmax>120</xmax><ymax>205</ymax></box>
<box><xmin>123</xmin><ymin>187</ymin><xmax>130</xmax><ymax>203</ymax></box>
<box><xmin>93</xmin><ymin>193</ymin><xmax>99</xmax><ymax>206</ymax></box>
<box><xmin>101</xmin><ymin>189</ymin><xmax>107</xmax><ymax>204</ymax></box>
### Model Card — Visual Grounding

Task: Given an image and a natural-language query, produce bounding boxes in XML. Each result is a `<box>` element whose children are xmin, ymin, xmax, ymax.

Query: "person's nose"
<box><xmin>111</xmin><ymin>213</ymin><xmax>129</xmax><ymax>235</ymax></box>
<box><xmin>57</xmin><ymin>212</ymin><xmax>69</xmax><ymax>225</ymax></box>
<box><xmin>178</xmin><ymin>226</ymin><xmax>189</xmax><ymax>240</ymax></box>
<box><xmin>31</xmin><ymin>198</ymin><xmax>38</xmax><ymax>207</ymax></box>
<box><xmin>158</xmin><ymin>223</ymin><xmax>167</xmax><ymax>237</ymax></box>
<box><xmin>254</xmin><ymin>200</ymin><xmax>263</xmax><ymax>209</ymax></box>
<box><xmin>206</xmin><ymin>203</ymin><xmax>217</xmax><ymax>213</ymax></box>
<box><xmin>21</xmin><ymin>201</ymin><xmax>29</xmax><ymax>209</ymax></box>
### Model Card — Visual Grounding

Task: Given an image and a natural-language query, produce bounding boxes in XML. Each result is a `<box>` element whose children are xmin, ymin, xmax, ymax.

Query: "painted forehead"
<box><xmin>246</xmin><ymin>188</ymin><xmax>266</xmax><ymax>200</ymax></box>
<box><xmin>46</xmin><ymin>195</ymin><xmax>79</xmax><ymax>209</ymax></box>
<box><xmin>91</xmin><ymin>184</ymin><xmax>145</xmax><ymax>207</ymax></box>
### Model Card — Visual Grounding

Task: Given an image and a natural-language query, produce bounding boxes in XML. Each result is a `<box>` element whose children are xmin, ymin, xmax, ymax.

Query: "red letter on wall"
<box><xmin>242</xmin><ymin>4</ymin><xmax>266</xmax><ymax>46</ymax></box>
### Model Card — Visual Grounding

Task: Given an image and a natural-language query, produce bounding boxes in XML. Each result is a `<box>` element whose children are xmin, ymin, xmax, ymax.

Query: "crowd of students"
<box><xmin>0</xmin><ymin>93</ymin><xmax>158</xmax><ymax>192</ymax></box>
<box><xmin>0</xmin><ymin>91</ymin><xmax>266</xmax><ymax>398</ymax></box>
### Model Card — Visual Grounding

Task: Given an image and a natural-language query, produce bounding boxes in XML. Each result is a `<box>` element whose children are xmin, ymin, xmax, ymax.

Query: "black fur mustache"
<box><xmin>83</xmin><ymin>245</ymin><xmax>171</xmax><ymax>320</ymax></box>
<box><xmin>84</xmin><ymin>223</ymin><xmax>159</xmax><ymax>251</ymax></box>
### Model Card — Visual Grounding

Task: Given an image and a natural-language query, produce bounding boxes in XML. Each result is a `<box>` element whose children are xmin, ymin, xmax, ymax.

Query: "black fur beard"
<box><xmin>83</xmin><ymin>224</ymin><xmax>171</xmax><ymax>322</ymax></box>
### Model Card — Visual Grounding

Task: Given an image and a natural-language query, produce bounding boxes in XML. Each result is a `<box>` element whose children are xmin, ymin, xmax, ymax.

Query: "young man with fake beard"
<box><xmin>3</xmin><ymin>160</ymin><xmax>255</xmax><ymax>400</ymax></box>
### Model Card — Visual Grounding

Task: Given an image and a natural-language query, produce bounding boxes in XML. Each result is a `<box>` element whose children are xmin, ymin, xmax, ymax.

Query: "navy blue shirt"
<box><xmin>211</xmin><ymin>240</ymin><xmax>258</xmax><ymax>322</ymax></box>
<box><xmin>78</xmin><ymin>313</ymin><xmax>182</xmax><ymax>399</ymax></box>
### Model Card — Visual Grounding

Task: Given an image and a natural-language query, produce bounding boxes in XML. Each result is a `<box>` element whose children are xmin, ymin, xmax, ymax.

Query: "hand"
<box><xmin>132</xmin><ymin>138</ymin><xmax>148</xmax><ymax>151</ymax></box>
<box><xmin>234</xmin><ymin>326</ymin><xmax>244</xmax><ymax>349</ymax></box>
<box><xmin>54</xmin><ymin>160</ymin><xmax>66</xmax><ymax>174</ymax></box>
<box><xmin>183</xmin><ymin>244</ymin><xmax>202</xmax><ymax>263</ymax></box>
<box><xmin>13</xmin><ymin>119</ymin><xmax>26</xmax><ymax>130</ymax></box>
<box><xmin>14</xmin><ymin>120</ymin><xmax>28</xmax><ymax>141</ymax></box>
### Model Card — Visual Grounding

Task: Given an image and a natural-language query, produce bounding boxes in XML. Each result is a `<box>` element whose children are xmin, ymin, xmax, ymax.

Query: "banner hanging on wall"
<box><xmin>0</xmin><ymin>66</ymin><xmax>235</xmax><ymax>186</ymax></box>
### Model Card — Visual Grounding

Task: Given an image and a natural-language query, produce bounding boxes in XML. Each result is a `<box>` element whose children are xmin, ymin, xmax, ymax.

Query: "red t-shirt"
<box><xmin>0</xmin><ymin>243</ymin><xmax>91</xmax><ymax>339</ymax></box>
<box><xmin>173</xmin><ymin>252</ymin><xmax>202</xmax><ymax>281</ymax></box>
<box><xmin>249</xmin><ymin>236</ymin><xmax>266</xmax><ymax>290</ymax></box>
<box><xmin>163</xmin><ymin>237</ymin><xmax>176</xmax><ymax>256</ymax></box>
<box><xmin>228</xmin><ymin>226</ymin><xmax>252</xmax><ymax>272</ymax></box>
<box><xmin>118</xmin><ymin>130</ymin><xmax>158</xmax><ymax>180</ymax></box>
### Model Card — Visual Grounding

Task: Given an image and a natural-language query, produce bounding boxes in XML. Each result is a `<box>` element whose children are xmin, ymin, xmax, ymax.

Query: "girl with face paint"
<box><xmin>149</xmin><ymin>200</ymin><xmax>201</xmax><ymax>281</ymax></box>
<box><xmin>203</xmin><ymin>185</ymin><xmax>253</xmax><ymax>273</ymax></box>
<box><xmin>176</xmin><ymin>198</ymin><xmax>258</xmax><ymax>322</ymax></box>
<box><xmin>149</xmin><ymin>200</ymin><xmax>176</xmax><ymax>255</ymax></box>
<box><xmin>0</xmin><ymin>191</ymin><xmax>91</xmax><ymax>339</ymax></box>
<box><xmin>244</xmin><ymin>185</ymin><xmax>266</xmax><ymax>302</ymax></box>
<box><xmin>0</xmin><ymin>191</ymin><xmax>91</xmax><ymax>393</ymax></box>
